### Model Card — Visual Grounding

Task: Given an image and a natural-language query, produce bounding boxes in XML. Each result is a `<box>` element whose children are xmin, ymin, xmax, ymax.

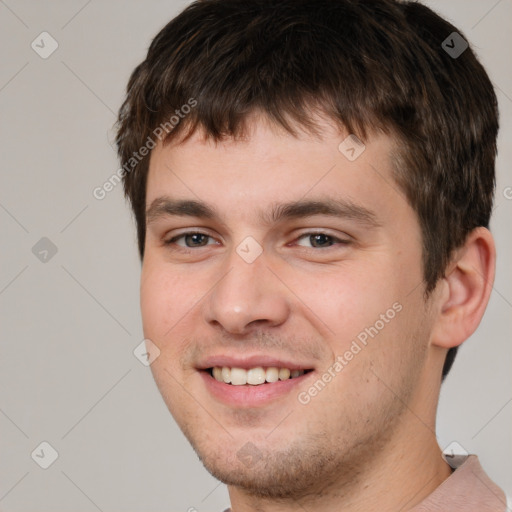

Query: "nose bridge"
<box><xmin>205</xmin><ymin>246</ymin><xmax>289</xmax><ymax>333</ymax></box>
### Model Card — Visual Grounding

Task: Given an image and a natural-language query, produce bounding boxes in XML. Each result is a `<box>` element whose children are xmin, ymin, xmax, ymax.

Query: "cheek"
<box><xmin>140</xmin><ymin>262</ymin><xmax>194</xmax><ymax>341</ymax></box>
<box><xmin>140</xmin><ymin>265</ymin><xmax>197</xmax><ymax>395</ymax></box>
<box><xmin>140</xmin><ymin>266</ymin><xmax>166</xmax><ymax>338</ymax></box>
<box><xmin>298</xmin><ymin>259</ymin><xmax>424</xmax><ymax>387</ymax></box>
<box><xmin>297</xmin><ymin>263</ymin><xmax>400</xmax><ymax>343</ymax></box>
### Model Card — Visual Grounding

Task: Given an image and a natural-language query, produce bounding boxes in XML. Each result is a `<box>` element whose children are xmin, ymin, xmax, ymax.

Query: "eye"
<box><xmin>294</xmin><ymin>232</ymin><xmax>349</xmax><ymax>249</ymax></box>
<box><xmin>165</xmin><ymin>232</ymin><xmax>216</xmax><ymax>248</ymax></box>
<box><xmin>163</xmin><ymin>231</ymin><xmax>350</xmax><ymax>251</ymax></box>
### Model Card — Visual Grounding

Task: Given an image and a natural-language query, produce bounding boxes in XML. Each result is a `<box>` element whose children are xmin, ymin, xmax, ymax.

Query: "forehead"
<box><xmin>146</xmin><ymin>117</ymin><xmax>396</xmax><ymax>196</ymax></box>
<box><xmin>143</xmin><ymin>116</ymin><xmax>411</xmax><ymax>236</ymax></box>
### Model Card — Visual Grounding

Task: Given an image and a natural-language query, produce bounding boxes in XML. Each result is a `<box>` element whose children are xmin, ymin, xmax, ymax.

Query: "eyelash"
<box><xmin>163</xmin><ymin>231</ymin><xmax>350</xmax><ymax>251</ymax></box>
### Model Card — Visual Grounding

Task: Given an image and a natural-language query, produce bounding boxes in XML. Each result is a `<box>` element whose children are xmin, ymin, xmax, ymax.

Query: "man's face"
<box><xmin>141</xmin><ymin>116</ymin><xmax>437</xmax><ymax>497</ymax></box>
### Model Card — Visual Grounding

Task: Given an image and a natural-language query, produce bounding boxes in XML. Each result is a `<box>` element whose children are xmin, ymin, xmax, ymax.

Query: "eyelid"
<box><xmin>293</xmin><ymin>231</ymin><xmax>351</xmax><ymax>248</ymax></box>
<box><xmin>165</xmin><ymin>230</ymin><xmax>218</xmax><ymax>246</ymax></box>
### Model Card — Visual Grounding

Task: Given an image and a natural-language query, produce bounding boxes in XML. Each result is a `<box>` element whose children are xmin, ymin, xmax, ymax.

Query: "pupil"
<box><xmin>187</xmin><ymin>233</ymin><xmax>206</xmax><ymax>246</ymax></box>
<box><xmin>312</xmin><ymin>234</ymin><xmax>330</xmax><ymax>247</ymax></box>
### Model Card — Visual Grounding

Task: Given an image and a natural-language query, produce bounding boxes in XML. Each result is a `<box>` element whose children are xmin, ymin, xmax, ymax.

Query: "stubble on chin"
<box><xmin>184</xmin><ymin>403</ymin><xmax>401</xmax><ymax>501</ymax></box>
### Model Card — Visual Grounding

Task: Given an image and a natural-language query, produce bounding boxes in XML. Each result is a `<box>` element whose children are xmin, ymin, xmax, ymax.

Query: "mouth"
<box><xmin>198</xmin><ymin>363</ymin><xmax>315</xmax><ymax>407</ymax></box>
<box><xmin>206</xmin><ymin>366</ymin><xmax>314</xmax><ymax>386</ymax></box>
<box><xmin>196</xmin><ymin>355</ymin><xmax>316</xmax><ymax>406</ymax></box>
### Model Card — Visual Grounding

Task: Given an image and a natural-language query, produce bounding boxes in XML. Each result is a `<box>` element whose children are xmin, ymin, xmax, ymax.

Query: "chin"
<box><xmin>186</xmin><ymin>434</ymin><xmax>348</xmax><ymax>500</ymax></box>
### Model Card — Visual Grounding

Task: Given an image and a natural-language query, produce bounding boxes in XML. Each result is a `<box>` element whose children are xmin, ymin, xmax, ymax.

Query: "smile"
<box><xmin>200</xmin><ymin>365</ymin><xmax>315</xmax><ymax>407</ymax></box>
<box><xmin>209</xmin><ymin>366</ymin><xmax>311</xmax><ymax>385</ymax></box>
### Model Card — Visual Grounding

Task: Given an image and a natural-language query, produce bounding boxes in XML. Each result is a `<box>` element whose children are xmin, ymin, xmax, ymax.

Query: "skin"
<box><xmin>140</xmin><ymin>112</ymin><xmax>495</xmax><ymax>512</ymax></box>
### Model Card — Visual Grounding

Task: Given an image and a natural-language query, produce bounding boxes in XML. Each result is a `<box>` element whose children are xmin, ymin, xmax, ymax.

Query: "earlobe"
<box><xmin>431</xmin><ymin>227</ymin><xmax>496</xmax><ymax>349</ymax></box>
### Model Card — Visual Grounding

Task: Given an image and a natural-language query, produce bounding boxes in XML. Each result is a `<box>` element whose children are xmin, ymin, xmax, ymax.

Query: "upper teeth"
<box><xmin>212</xmin><ymin>366</ymin><xmax>305</xmax><ymax>386</ymax></box>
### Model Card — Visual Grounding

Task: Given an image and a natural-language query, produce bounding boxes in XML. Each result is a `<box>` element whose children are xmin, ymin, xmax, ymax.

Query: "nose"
<box><xmin>204</xmin><ymin>248</ymin><xmax>290</xmax><ymax>335</ymax></box>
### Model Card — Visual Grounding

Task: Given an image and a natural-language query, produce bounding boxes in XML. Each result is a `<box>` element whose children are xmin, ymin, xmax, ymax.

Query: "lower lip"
<box><xmin>199</xmin><ymin>371</ymin><xmax>314</xmax><ymax>407</ymax></box>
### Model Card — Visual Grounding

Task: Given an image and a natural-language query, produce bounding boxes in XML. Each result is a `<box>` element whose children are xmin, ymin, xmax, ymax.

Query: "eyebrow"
<box><xmin>145</xmin><ymin>196</ymin><xmax>381</xmax><ymax>228</ymax></box>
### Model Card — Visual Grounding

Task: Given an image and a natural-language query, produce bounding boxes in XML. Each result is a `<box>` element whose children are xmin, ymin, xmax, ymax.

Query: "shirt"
<box><xmin>222</xmin><ymin>454</ymin><xmax>509</xmax><ymax>511</ymax></box>
<box><xmin>410</xmin><ymin>454</ymin><xmax>508</xmax><ymax>511</ymax></box>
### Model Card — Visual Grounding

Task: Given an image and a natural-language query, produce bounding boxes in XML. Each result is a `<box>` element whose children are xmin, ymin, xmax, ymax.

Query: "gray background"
<box><xmin>0</xmin><ymin>0</ymin><xmax>510</xmax><ymax>510</ymax></box>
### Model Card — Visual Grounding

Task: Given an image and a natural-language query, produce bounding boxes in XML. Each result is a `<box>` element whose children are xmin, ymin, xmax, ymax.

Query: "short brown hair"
<box><xmin>115</xmin><ymin>0</ymin><xmax>499</xmax><ymax>381</ymax></box>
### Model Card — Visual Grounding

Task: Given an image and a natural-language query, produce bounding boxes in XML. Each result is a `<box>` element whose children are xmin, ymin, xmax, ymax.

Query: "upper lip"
<box><xmin>196</xmin><ymin>354</ymin><xmax>314</xmax><ymax>371</ymax></box>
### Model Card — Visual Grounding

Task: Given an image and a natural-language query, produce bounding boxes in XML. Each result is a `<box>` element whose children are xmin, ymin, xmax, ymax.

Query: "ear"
<box><xmin>431</xmin><ymin>227</ymin><xmax>496</xmax><ymax>349</ymax></box>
